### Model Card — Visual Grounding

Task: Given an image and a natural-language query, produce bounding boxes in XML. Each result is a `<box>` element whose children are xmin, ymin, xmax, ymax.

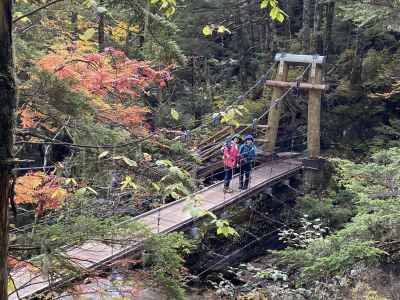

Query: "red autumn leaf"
<box><xmin>37</xmin><ymin>47</ymin><xmax>173</xmax><ymax>129</ymax></box>
<box><xmin>15</xmin><ymin>172</ymin><xmax>71</xmax><ymax>217</ymax></box>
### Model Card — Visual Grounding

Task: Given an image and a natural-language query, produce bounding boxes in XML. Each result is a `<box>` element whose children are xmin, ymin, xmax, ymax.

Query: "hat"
<box><xmin>244</xmin><ymin>134</ymin><xmax>254</xmax><ymax>141</ymax></box>
<box><xmin>232</xmin><ymin>134</ymin><xmax>241</xmax><ymax>140</ymax></box>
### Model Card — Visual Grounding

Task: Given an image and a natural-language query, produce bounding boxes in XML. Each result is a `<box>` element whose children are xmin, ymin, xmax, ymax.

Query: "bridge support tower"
<box><xmin>265</xmin><ymin>53</ymin><xmax>328</xmax><ymax>191</ymax></box>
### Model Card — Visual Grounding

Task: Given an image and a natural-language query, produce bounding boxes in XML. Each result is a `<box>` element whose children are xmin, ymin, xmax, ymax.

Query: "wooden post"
<box><xmin>307</xmin><ymin>62</ymin><xmax>322</xmax><ymax>158</ymax></box>
<box><xmin>304</xmin><ymin>61</ymin><xmax>323</xmax><ymax>192</ymax></box>
<box><xmin>265</xmin><ymin>61</ymin><xmax>288</xmax><ymax>152</ymax></box>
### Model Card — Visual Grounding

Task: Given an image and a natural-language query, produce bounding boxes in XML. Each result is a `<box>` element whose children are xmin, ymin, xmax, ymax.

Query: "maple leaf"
<box><xmin>19</xmin><ymin>106</ymin><xmax>36</xmax><ymax>129</ymax></box>
<box><xmin>18</xmin><ymin>106</ymin><xmax>45</xmax><ymax>129</ymax></box>
<box><xmin>37</xmin><ymin>46</ymin><xmax>173</xmax><ymax>129</ymax></box>
<box><xmin>15</xmin><ymin>172</ymin><xmax>70</xmax><ymax>217</ymax></box>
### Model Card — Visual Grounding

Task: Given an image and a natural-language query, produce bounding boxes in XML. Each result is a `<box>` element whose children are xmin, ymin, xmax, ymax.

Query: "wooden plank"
<box><xmin>197</xmin><ymin>126</ymin><xmax>230</xmax><ymax>149</ymax></box>
<box><xmin>255</xmin><ymin>138</ymin><xmax>268</xmax><ymax>143</ymax></box>
<box><xmin>265</xmin><ymin>80</ymin><xmax>328</xmax><ymax>91</ymax></box>
<box><xmin>274</xmin><ymin>53</ymin><xmax>326</xmax><ymax>64</ymax></box>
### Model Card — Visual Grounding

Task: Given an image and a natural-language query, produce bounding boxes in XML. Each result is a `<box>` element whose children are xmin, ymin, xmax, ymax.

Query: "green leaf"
<box><xmin>165</xmin><ymin>6</ymin><xmax>176</xmax><ymax>17</ymax></box>
<box><xmin>97</xmin><ymin>6</ymin><xmax>107</xmax><ymax>14</ymax></box>
<box><xmin>170</xmin><ymin>191</ymin><xmax>179</xmax><ymax>199</ymax></box>
<box><xmin>260</xmin><ymin>0</ymin><xmax>269</xmax><ymax>9</ymax></box>
<box><xmin>86</xmin><ymin>187</ymin><xmax>98</xmax><ymax>195</ymax></box>
<box><xmin>156</xmin><ymin>159</ymin><xmax>174</xmax><ymax>167</ymax></box>
<box><xmin>202</xmin><ymin>25</ymin><xmax>213</xmax><ymax>36</ymax></box>
<box><xmin>152</xmin><ymin>183</ymin><xmax>161</xmax><ymax>192</ymax></box>
<box><xmin>13</xmin><ymin>12</ymin><xmax>30</xmax><ymax>23</ymax></box>
<box><xmin>83</xmin><ymin>0</ymin><xmax>97</xmax><ymax>8</ymax></box>
<box><xmin>76</xmin><ymin>186</ymin><xmax>97</xmax><ymax>195</ymax></box>
<box><xmin>121</xmin><ymin>176</ymin><xmax>137</xmax><ymax>191</ymax></box>
<box><xmin>65</xmin><ymin>178</ymin><xmax>77</xmax><ymax>185</ymax></box>
<box><xmin>276</xmin><ymin>13</ymin><xmax>285</xmax><ymax>23</ymax></box>
<box><xmin>183</xmin><ymin>201</ymin><xmax>206</xmax><ymax>217</ymax></box>
<box><xmin>79</xmin><ymin>28</ymin><xmax>96</xmax><ymax>41</ymax></box>
<box><xmin>206</xmin><ymin>211</ymin><xmax>217</xmax><ymax>220</ymax></box>
<box><xmin>270</xmin><ymin>6</ymin><xmax>279</xmax><ymax>19</ymax></box>
<box><xmin>122</xmin><ymin>156</ymin><xmax>137</xmax><ymax>167</ymax></box>
<box><xmin>171</xmin><ymin>108</ymin><xmax>180</xmax><ymax>120</ymax></box>
<box><xmin>217</xmin><ymin>25</ymin><xmax>231</xmax><ymax>34</ymax></box>
<box><xmin>98</xmin><ymin>151</ymin><xmax>110</xmax><ymax>159</ymax></box>
<box><xmin>231</xmin><ymin>119</ymin><xmax>241</xmax><ymax>128</ymax></box>
<box><xmin>169</xmin><ymin>166</ymin><xmax>187</xmax><ymax>180</ymax></box>
<box><xmin>113</xmin><ymin>156</ymin><xmax>137</xmax><ymax>167</ymax></box>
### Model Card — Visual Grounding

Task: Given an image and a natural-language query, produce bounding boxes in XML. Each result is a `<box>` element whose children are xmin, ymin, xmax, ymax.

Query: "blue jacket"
<box><xmin>240</xmin><ymin>144</ymin><xmax>256</xmax><ymax>164</ymax></box>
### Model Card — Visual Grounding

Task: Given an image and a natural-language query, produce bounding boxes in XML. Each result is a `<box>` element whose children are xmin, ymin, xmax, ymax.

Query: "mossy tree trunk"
<box><xmin>0</xmin><ymin>0</ymin><xmax>17</xmax><ymax>298</ymax></box>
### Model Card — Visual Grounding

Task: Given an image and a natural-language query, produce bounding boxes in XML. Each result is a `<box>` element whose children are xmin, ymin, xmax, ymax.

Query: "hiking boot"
<box><xmin>224</xmin><ymin>187</ymin><xmax>234</xmax><ymax>193</ymax></box>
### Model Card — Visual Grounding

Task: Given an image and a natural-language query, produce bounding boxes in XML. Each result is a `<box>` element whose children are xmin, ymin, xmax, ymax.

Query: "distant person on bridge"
<box><xmin>239</xmin><ymin>134</ymin><xmax>256</xmax><ymax>190</ymax></box>
<box><xmin>223</xmin><ymin>138</ymin><xmax>240</xmax><ymax>193</ymax></box>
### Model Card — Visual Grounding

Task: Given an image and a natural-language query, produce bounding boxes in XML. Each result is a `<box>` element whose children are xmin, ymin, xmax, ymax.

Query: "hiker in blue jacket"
<box><xmin>239</xmin><ymin>134</ymin><xmax>257</xmax><ymax>190</ymax></box>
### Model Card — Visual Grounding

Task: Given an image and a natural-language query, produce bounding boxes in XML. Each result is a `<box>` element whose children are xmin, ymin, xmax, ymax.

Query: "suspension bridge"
<box><xmin>8</xmin><ymin>53</ymin><xmax>327</xmax><ymax>299</ymax></box>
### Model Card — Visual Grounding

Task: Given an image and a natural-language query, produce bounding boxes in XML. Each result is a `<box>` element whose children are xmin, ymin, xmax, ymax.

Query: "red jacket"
<box><xmin>224</xmin><ymin>144</ymin><xmax>239</xmax><ymax>168</ymax></box>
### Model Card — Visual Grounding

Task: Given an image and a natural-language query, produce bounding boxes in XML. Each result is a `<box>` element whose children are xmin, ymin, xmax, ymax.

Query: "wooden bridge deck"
<box><xmin>8</xmin><ymin>159</ymin><xmax>302</xmax><ymax>300</ymax></box>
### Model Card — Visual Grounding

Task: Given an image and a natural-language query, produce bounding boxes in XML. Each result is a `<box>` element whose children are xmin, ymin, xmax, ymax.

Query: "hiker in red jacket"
<box><xmin>223</xmin><ymin>138</ymin><xmax>240</xmax><ymax>193</ymax></box>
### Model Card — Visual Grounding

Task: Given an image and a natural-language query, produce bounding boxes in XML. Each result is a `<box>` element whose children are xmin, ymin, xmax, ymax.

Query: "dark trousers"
<box><xmin>224</xmin><ymin>167</ymin><xmax>233</xmax><ymax>188</ymax></box>
<box><xmin>239</xmin><ymin>163</ymin><xmax>252</xmax><ymax>189</ymax></box>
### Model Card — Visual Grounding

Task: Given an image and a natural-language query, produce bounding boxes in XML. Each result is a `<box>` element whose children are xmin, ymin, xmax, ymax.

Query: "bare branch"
<box><xmin>13</xmin><ymin>0</ymin><xmax>65</xmax><ymax>24</ymax></box>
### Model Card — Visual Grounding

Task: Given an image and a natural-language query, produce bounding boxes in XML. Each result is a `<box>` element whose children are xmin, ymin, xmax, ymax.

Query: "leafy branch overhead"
<box><xmin>202</xmin><ymin>0</ymin><xmax>285</xmax><ymax>36</ymax></box>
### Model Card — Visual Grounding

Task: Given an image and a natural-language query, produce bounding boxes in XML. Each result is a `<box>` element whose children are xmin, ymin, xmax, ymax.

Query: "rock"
<box><xmin>136</xmin><ymin>288</ymin><xmax>167</xmax><ymax>300</ymax></box>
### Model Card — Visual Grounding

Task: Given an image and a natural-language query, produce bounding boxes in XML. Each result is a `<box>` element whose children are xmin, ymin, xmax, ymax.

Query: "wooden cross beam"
<box><xmin>274</xmin><ymin>53</ymin><xmax>326</xmax><ymax>64</ymax></box>
<box><xmin>265</xmin><ymin>80</ymin><xmax>328</xmax><ymax>91</ymax></box>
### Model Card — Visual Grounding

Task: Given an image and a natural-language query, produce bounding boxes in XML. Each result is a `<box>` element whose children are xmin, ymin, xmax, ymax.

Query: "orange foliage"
<box><xmin>18</xmin><ymin>106</ymin><xmax>55</xmax><ymax>132</ymax></box>
<box><xmin>8</xmin><ymin>256</ymin><xmax>38</xmax><ymax>273</ymax></box>
<box><xmin>18</xmin><ymin>106</ymin><xmax>46</xmax><ymax>129</ymax></box>
<box><xmin>19</xmin><ymin>106</ymin><xmax>37</xmax><ymax>129</ymax></box>
<box><xmin>97</xmin><ymin>105</ymin><xmax>150</xmax><ymax>127</ymax></box>
<box><xmin>37</xmin><ymin>47</ymin><xmax>171</xmax><ymax>129</ymax></box>
<box><xmin>15</xmin><ymin>172</ymin><xmax>68</xmax><ymax>216</ymax></box>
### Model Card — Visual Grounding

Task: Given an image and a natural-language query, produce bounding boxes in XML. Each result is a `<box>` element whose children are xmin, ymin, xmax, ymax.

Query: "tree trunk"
<box><xmin>350</xmin><ymin>32</ymin><xmax>363</xmax><ymax>87</ymax></box>
<box><xmin>0</xmin><ymin>0</ymin><xmax>17</xmax><ymax>298</ymax></box>
<box><xmin>143</xmin><ymin>0</ymin><xmax>152</xmax><ymax>56</ymax></box>
<box><xmin>125</xmin><ymin>20</ymin><xmax>133</xmax><ymax>53</ymax></box>
<box><xmin>282</xmin><ymin>0</ymin><xmax>291</xmax><ymax>39</ymax></box>
<box><xmin>324</xmin><ymin>1</ymin><xmax>335</xmax><ymax>56</ymax></box>
<box><xmin>302</xmin><ymin>0</ymin><xmax>311</xmax><ymax>52</ymax></box>
<box><xmin>236</xmin><ymin>6</ymin><xmax>248</xmax><ymax>90</ymax></box>
<box><xmin>312</xmin><ymin>0</ymin><xmax>323</xmax><ymax>53</ymax></box>
<box><xmin>98</xmin><ymin>1</ymin><xmax>105</xmax><ymax>52</ymax></box>
<box><xmin>71</xmin><ymin>11</ymin><xmax>78</xmax><ymax>41</ymax></box>
<box><xmin>259</xmin><ymin>15</ymin><xmax>267</xmax><ymax>52</ymax></box>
